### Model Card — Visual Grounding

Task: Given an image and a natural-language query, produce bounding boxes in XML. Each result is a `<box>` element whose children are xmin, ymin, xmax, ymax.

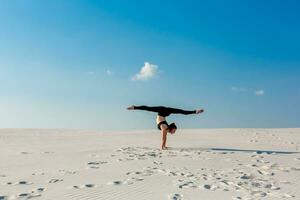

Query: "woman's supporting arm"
<box><xmin>161</xmin><ymin>128</ymin><xmax>168</xmax><ymax>150</ymax></box>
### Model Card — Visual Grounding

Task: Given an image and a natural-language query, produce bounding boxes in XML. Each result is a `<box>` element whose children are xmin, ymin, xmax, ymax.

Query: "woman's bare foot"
<box><xmin>127</xmin><ymin>105</ymin><xmax>135</xmax><ymax>110</ymax></box>
<box><xmin>196</xmin><ymin>109</ymin><xmax>204</xmax><ymax>114</ymax></box>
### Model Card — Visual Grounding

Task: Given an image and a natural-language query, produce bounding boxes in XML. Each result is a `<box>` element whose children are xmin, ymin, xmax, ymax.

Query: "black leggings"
<box><xmin>133</xmin><ymin>105</ymin><xmax>196</xmax><ymax>117</ymax></box>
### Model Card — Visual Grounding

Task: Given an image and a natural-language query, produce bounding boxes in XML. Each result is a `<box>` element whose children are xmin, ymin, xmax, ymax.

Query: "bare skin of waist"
<box><xmin>156</xmin><ymin>115</ymin><xmax>166</xmax><ymax>124</ymax></box>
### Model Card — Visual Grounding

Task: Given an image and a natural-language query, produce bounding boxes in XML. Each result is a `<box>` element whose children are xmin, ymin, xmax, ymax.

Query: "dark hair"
<box><xmin>168</xmin><ymin>123</ymin><xmax>177</xmax><ymax>131</ymax></box>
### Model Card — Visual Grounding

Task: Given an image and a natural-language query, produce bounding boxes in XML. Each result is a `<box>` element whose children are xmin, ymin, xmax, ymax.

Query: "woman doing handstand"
<box><xmin>127</xmin><ymin>105</ymin><xmax>204</xmax><ymax>150</ymax></box>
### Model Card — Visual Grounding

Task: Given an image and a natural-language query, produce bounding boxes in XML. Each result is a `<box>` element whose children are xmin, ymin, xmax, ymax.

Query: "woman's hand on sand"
<box><xmin>127</xmin><ymin>105</ymin><xmax>135</xmax><ymax>110</ymax></box>
<box><xmin>196</xmin><ymin>109</ymin><xmax>204</xmax><ymax>114</ymax></box>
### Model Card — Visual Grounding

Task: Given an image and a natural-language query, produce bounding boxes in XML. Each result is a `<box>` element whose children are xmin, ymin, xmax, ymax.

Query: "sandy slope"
<box><xmin>0</xmin><ymin>128</ymin><xmax>299</xmax><ymax>200</ymax></box>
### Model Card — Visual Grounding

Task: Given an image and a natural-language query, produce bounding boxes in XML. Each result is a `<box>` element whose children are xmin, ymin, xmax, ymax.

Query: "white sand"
<box><xmin>0</xmin><ymin>128</ymin><xmax>300</xmax><ymax>200</ymax></box>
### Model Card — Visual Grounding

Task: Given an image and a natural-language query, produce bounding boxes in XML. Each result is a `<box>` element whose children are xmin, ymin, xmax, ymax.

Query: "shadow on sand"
<box><xmin>169</xmin><ymin>147</ymin><xmax>299</xmax><ymax>155</ymax></box>
<box><xmin>211</xmin><ymin>148</ymin><xmax>299</xmax><ymax>155</ymax></box>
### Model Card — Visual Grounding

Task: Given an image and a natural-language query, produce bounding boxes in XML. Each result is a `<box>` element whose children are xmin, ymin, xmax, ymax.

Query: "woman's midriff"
<box><xmin>156</xmin><ymin>115</ymin><xmax>166</xmax><ymax>124</ymax></box>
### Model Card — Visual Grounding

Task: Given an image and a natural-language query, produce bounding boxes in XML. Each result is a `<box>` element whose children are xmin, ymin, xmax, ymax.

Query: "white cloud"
<box><xmin>106</xmin><ymin>69</ymin><xmax>112</xmax><ymax>75</ymax></box>
<box><xmin>255</xmin><ymin>89</ymin><xmax>264</xmax><ymax>96</ymax></box>
<box><xmin>132</xmin><ymin>62</ymin><xmax>159</xmax><ymax>81</ymax></box>
<box><xmin>231</xmin><ymin>86</ymin><xmax>246</xmax><ymax>92</ymax></box>
<box><xmin>88</xmin><ymin>71</ymin><xmax>95</xmax><ymax>75</ymax></box>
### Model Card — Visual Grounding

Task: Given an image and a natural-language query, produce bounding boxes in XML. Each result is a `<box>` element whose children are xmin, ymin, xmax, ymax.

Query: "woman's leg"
<box><xmin>133</xmin><ymin>105</ymin><xmax>165</xmax><ymax>113</ymax></box>
<box><xmin>166</xmin><ymin>107</ymin><xmax>197</xmax><ymax>115</ymax></box>
<box><xmin>132</xmin><ymin>105</ymin><xmax>198</xmax><ymax>115</ymax></box>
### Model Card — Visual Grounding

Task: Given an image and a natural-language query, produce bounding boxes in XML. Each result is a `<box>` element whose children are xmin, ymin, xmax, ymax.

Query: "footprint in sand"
<box><xmin>18</xmin><ymin>193</ymin><xmax>32</xmax><ymax>198</ymax></box>
<box><xmin>250</xmin><ymin>191</ymin><xmax>267</xmax><ymax>197</ymax></box>
<box><xmin>126</xmin><ymin>168</ymin><xmax>155</xmax><ymax>177</ymax></box>
<box><xmin>49</xmin><ymin>178</ymin><xmax>63</xmax><ymax>183</ymax></box>
<box><xmin>14</xmin><ymin>181</ymin><xmax>33</xmax><ymax>185</ymax></box>
<box><xmin>20</xmin><ymin>152</ymin><xmax>31</xmax><ymax>155</ymax></box>
<box><xmin>232</xmin><ymin>197</ymin><xmax>242</xmax><ymax>200</ymax></box>
<box><xmin>15</xmin><ymin>193</ymin><xmax>41</xmax><ymax>199</ymax></box>
<box><xmin>177</xmin><ymin>181</ymin><xmax>197</xmax><ymax>189</ymax></box>
<box><xmin>12</xmin><ymin>187</ymin><xmax>47</xmax><ymax>199</ymax></box>
<box><xmin>168</xmin><ymin>193</ymin><xmax>183</xmax><ymax>200</ymax></box>
<box><xmin>131</xmin><ymin>177</ymin><xmax>144</xmax><ymax>182</ymax></box>
<box><xmin>87</xmin><ymin>161</ymin><xmax>108</xmax><ymax>169</ymax></box>
<box><xmin>83</xmin><ymin>184</ymin><xmax>97</xmax><ymax>188</ymax></box>
<box><xmin>264</xmin><ymin>183</ymin><xmax>280</xmax><ymax>190</ymax></box>
<box><xmin>107</xmin><ymin>177</ymin><xmax>143</xmax><ymax>186</ymax></box>
<box><xmin>107</xmin><ymin>180</ymin><xmax>124</xmax><ymax>186</ymax></box>
<box><xmin>88</xmin><ymin>154</ymin><xmax>101</xmax><ymax>158</ymax></box>
<box><xmin>280</xmin><ymin>193</ymin><xmax>295</xmax><ymax>198</ymax></box>
<box><xmin>202</xmin><ymin>184</ymin><xmax>219</xmax><ymax>191</ymax></box>
<box><xmin>239</xmin><ymin>174</ymin><xmax>253</xmax><ymax>180</ymax></box>
<box><xmin>291</xmin><ymin>167</ymin><xmax>300</xmax><ymax>171</ymax></box>
<box><xmin>153</xmin><ymin>160</ymin><xmax>163</xmax><ymax>165</ymax></box>
<box><xmin>34</xmin><ymin>187</ymin><xmax>47</xmax><ymax>192</ymax></box>
<box><xmin>279</xmin><ymin>180</ymin><xmax>291</xmax><ymax>184</ymax></box>
<box><xmin>0</xmin><ymin>196</ymin><xmax>7</xmax><ymax>200</ymax></box>
<box><xmin>59</xmin><ymin>169</ymin><xmax>77</xmax><ymax>175</ymax></box>
<box><xmin>73</xmin><ymin>184</ymin><xmax>98</xmax><ymax>189</ymax></box>
<box><xmin>31</xmin><ymin>172</ymin><xmax>46</xmax><ymax>176</ymax></box>
<box><xmin>42</xmin><ymin>151</ymin><xmax>54</xmax><ymax>154</ymax></box>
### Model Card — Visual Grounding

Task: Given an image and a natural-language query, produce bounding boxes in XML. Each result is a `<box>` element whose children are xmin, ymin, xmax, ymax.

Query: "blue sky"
<box><xmin>0</xmin><ymin>0</ymin><xmax>299</xmax><ymax>130</ymax></box>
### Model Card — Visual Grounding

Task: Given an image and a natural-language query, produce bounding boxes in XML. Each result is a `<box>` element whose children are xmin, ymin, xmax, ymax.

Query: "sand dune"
<box><xmin>0</xmin><ymin>128</ymin><xmax>299</xmax><ymax>200</ymax></box>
